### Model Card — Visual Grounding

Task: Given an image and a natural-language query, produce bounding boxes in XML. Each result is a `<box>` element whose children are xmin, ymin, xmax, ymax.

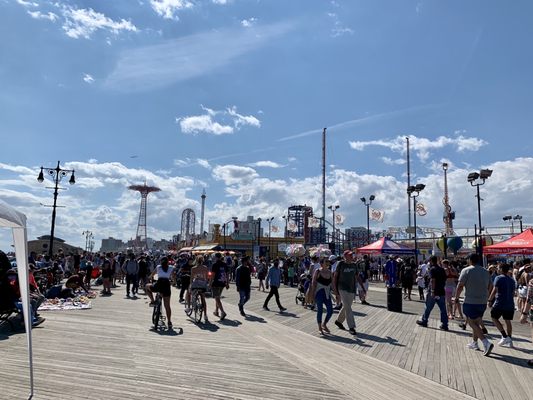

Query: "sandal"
<box><xmin>322</xmin><ymin>325</ymin><xmax>330</xmax><ymax>333</ymax></box>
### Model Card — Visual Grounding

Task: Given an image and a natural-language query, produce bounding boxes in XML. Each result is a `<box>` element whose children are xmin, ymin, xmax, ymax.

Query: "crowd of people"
<box><xmin>1</xmin><ymin>247</ymin><xmax>532</xmax><ymax>367</ymax></box>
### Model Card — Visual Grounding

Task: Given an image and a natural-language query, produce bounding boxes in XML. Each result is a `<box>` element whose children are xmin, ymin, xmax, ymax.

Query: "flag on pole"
<box><xmin>334</xmin><ymin>213</ymin><xmax>345</xmax><ymax>225</ymax></box>
<box><xmin>287</xmin><ymin>221</ymin><xmax>297</xmax><ymax>232</ymax></box>
<box><xmin>370</xmin><ymin>208</ymin><xmax>385</xmax><ymax>222</ymax></box>
<box><xmin>416</xmin><ymin>203</ymin><xmax>427</xmax><ymax>216</ymax></box>
<box><xmin>307</xmin><ymin>216</ymin><xmax>321</xmax><ymax>228</ymax></box>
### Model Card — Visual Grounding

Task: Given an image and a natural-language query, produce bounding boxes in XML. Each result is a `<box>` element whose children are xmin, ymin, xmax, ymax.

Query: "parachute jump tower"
<box><xmin>129</xmin><ymin>182</ymin><xmax>161</xmax><ymax>250</ymax></box>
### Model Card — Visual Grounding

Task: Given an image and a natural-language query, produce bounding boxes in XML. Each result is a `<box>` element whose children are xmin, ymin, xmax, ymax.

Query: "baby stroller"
<box><xmin>295</xmin><ymin>273</ymin><xmax>311</xmax><ymax>305</ymax></box>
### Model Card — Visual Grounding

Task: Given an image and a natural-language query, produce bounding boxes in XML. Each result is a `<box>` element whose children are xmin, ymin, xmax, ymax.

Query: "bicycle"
<box><xmin>152</xmin><ymin>292</ymin><xmax>166</xmax><ymax>331</ymax></box>
<box><xmin>185</xmin><ymin>288</ymin><xmax>204</xmax><ymax>324</ymax></box>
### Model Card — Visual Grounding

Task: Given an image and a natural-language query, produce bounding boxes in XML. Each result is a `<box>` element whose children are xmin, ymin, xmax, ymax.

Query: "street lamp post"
<box><xmin>468</xmin><ymin>169</ymin><xmax>492</xmax><ymax>259</ymax></box>
<box><xmin>82</xmin><ymin>230</ymin><xmax>93</xmax><ymax>252</ymax></box>
<box><xmin>327</xmin><ymin>205</ymin><xmax>339</xmax><ymax>254</ymax></box>
<box><xmin>360</xmin><ymin>195</ymin><xmax>375</xmax><ymax>244</ymax></box>
<box><xmin>514</xmin><ymin>215</ymin><xmax>523</xmax><ymax>232</ymax></box>
<box><xmin>503</xmin><ymin>215</ymin><xmax>513</xmax><ymax>234</ymax></box>
<box><xmin>407</xmin><ymin>184</ymin><xmax>425</xmax><ymax>264</ymax></box>
<box><xmin>38</xmin><ymin>161</ymin><xmax>75</xmax><ymax>257</ymax></box>
<box><xmin>223</xmin><ymin>217</ymin><xmax>238</xmax><ymax>251</ymax></box>
<box><xmin>266</xmin><ymin>217</ymin><xmax>274</xmax><ymax>261</ymax></box>
<box><xmin>256</xmin><ymin>217</ymin><xmax>262</xmax><ymax>260</ymax></box>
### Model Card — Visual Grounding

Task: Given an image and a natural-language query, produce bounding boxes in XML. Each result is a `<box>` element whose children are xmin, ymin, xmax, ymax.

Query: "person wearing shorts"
<box><xmin>488</xmin><ymin>263</ymin><xmax>516</xmax><ymax>347</ymax></box>
<box><xmin>210</xmin><ymin>253</ymin><xmax>229</xmax><ymax>320</ymax></box>
<box><xmin>519</xmin><ymin>276</ymin><xmax>533</xmax><ymax>367</ymax></box>
<box><xmin>456</xmin><ymin>253</ymin><xmax>494</xmax><ymax>356</ymax></box>
<box><xmin>188</xmin><ymin>255</ymin><xmax>209</xmax><ymax>323</ymax></box>
<box><xmin>145</xmin><ymin>257</ymin><xmax>175</xmax><ymax>329</ymax></box>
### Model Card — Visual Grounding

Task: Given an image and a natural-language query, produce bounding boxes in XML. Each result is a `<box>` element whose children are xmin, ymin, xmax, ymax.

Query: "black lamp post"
<box><xmin>360</xmin><ymin>195</ymin><xmax>375</xmax><ymax>244</ymax></box>
<box><xmin>468</xmin><ymin>169</ymin><xmax>492</xmax><ymax>259</ymax></box>
<box><xmin>514</xmin><ymin>215</ymin><xmax>523</xmax><ymax>232</ymax></box>
<box><xmin>327</xmin><ymin>205</ymin><xmax>340</xmax><ymax>254</ymax></box>
<box><xmin>257</xmin><ymin>217</ymin><xmax>262</xmax><ymax>259</ymax></box>
<box><xmin>503</xmin><ymin>215</ymin><xmax>513</xmax><ymax>234</ymax></box>
<box><xmin>266</xmin><ymin>217</ymin><xmax>274</xmax><ymax>261</ymax></box>
<box><xmin>223</xmin><ymin>217</ymin><xmax>238</xmax><ymax>250</ymax></box>
<box><xmin>82</xmin><ymin>230</ymin><xmax>93</xmax><ymax>252</ymax></box>
<box><xmin>407</xmin><ymin>184</ymin><xmax>425</xmax><ymax>264</ymax></box>
<box><xmin>38</xmin><ymin>161</ymin><xmax>75</xmax><ymax>257</ymax></box>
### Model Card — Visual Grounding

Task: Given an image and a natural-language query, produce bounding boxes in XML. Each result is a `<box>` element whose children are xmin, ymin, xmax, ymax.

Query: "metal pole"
<box><xmin>332</xmin><ymin>208</ymin><xmax>336</xmax><ymax>254</ymax></box>
<box><xmin>268</xmin><ymin>221</ymin><xmax>272</xmax><ymax>261</ymax></box>
<box><xmin>223</xmin><ymin>223</ymin><xmax>227</xmax><ymax>250</ymax></box>
<box><xmin>366</xmin><ymin>204</ymin><xmax>370</xmax><ymax>244</ymax></box>
<box><xmin>476</xmin><ymin>184</ymin><xmax>483</xmax><ymax>258</ymax></box>
<box><xmin>413</xmin><ymin>195</ymin><xmax>418</xmax><ymax>264</ymax></box>
<box><xmin>322</xmin><ymin>128</ymin><xmax>326</xmax><ymax>231</ymax></box>
<box><xmin>48</xmin><ymin>161</ymin><xmax>61</xmax><ymax>257</ymax></box>
<box><xmin>406</xmin><ymin>137</ymin><xmax>412</xmax><ymax>239</ymax></box>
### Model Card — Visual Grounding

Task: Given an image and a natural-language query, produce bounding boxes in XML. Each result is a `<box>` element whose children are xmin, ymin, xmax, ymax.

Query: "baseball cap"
<box><xmin>328</xmin><ymin>255</ymin><xmax>337</xmax><ymax>262</ymax></box>
<box><xmin>343</xmin><ymin>250</ymin><xmax>352</xmax><ymax>257</ymax></box>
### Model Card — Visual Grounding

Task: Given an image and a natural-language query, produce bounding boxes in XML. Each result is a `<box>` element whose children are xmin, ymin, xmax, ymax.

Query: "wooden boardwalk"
<box><xmin>0</xmin><ymin>281</ymin><xmax>531</xmax><ymax>400</ymax></box>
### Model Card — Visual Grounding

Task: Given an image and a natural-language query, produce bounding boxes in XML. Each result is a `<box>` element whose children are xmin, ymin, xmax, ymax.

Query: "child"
<box><xmin>416</xmin><ymin>270</ymin><xmax>425</xmax><ymax>301</ymax></box>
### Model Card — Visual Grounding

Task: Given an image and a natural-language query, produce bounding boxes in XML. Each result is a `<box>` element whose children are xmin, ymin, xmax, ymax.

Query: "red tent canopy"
<box><xmin>356</xmin><ymin>237</ymin><xmax>416</xmax><ymax>255</ymax></box>
<box><xmin>483</xmin><ymin>228</ymin><xmax>533</xmax><ymax>255</ymax></box>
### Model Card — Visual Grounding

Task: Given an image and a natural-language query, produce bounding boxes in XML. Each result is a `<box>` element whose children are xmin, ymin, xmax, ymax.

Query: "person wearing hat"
<box><xmin>333</xmin><ymin>250</ymin><xmax>365</xmax><ymax>335</ymax></box>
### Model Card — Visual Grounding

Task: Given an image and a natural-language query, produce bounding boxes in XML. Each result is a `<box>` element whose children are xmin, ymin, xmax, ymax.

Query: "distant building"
<box><xmin>28</xmin><ymin>236</ymin><xmax>82</xmax><ymax>255</ymax></box>
<box><xmin>344</xmin><ymin>227</ymin><xmax>369</xmax><ymax>249</ymax></box>
<box><xmin>100</xmin><ymin>237</ymin><xmax>125</xmax><ymax>253</ymax></box>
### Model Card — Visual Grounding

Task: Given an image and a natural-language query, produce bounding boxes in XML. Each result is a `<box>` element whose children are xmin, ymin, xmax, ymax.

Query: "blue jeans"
<box><xmin>422</xmin><ymin>295</ymin><xmax>448</xmax><ymax>327</ymax></box>
<box><xmin>315</xmin><ymin>288</ymin><xmax>333</xmax><ymax>325</ymax></box>
<box><xmin>239</xmin><ymin>289</ymin><xmax>250</xmax><ymax>307</ymax></box>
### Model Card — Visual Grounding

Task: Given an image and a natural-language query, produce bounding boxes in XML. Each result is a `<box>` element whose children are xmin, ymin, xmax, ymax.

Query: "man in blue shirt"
<box><xmin>488</xmin><ymin>263</ymin><xmax>516</xmax><ymax>347</ymax></box>
<box><xmin>263</xmin><ymin>259</ymin><xmax>286</xmax><ymax>312</ymax></box>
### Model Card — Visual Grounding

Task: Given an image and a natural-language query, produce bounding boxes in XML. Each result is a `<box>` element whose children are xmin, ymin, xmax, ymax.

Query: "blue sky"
<box><xmin>1</xmin><ymin>0</ymin><xmax>532</xmax><ymax>250</ymax></box>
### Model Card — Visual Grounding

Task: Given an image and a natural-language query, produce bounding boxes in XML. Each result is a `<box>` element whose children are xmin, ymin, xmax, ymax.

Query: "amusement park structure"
<box><xmin>129</xmin><ymin>182</ymin><xmax>161</xmax><ymax>250</ymax></box>
<box><xmin>181</xmin><ymin>208</ymin><xmax>196</xmax><ymax>245</ymax></box>
<box><xmin>442</xmin><ymin>162</ymin><xmax>455</xmax><ymax>235</ymax></box>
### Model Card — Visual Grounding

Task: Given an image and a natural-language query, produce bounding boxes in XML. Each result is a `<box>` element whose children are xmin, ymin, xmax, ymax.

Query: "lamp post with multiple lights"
<box><xmin>38</xmin><ymin>161</ymin><xmax>75</xmax><ymax>256</ymax></box>
<box><xmin>223</xmin><ymin>217</ymin><xmax>238</xmax><ymax>251</ymax></box>
<box><xmin>514</xmin><ymin>215</ymin><xmax>523</xmax><ymax>232</ymax></box>
<box><xmin>467</xmin><ymin>169</ymin><xmax>492</xmax><ymax>259</ymax></box>
<box><xmin>360</xmin><ymin>195</ymin><xmax>375</xmax><ymax>244</ymax></box>
<box><xmin>407</xmin><ymin>184</ymin><xmax>425</xmax><ymax>264</ymax></box>
<box><xmin>82</xmin><ymin>230</ymin><xmax>93</xmax><ymax>252</ymax></box>
<box><xmin>265</xmin><ymin>217</ymin><xmax>274</xmax><ymax>261</ymax></box>
<box><xmin>327</xmin><ymin>205</ymin><xmax>339</xmax><ymax>254</ymax></box>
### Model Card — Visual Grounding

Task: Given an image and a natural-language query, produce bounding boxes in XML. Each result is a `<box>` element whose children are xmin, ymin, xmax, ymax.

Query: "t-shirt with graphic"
<box><xmin>211</xmin><ymin>260</ymin><xmax>228</xmax><ymax>287</ymax></box>
<box><xmin>336</xmin><ymin>261</ymin><xmax>358</xmax><ymax>293</ymax></box>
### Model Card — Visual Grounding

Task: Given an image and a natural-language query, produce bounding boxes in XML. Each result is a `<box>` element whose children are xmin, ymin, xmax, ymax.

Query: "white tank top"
<box><xmin>157</xmin><ymin>265</ymin><xmax>174</xmax><ymax>279</ymax></box>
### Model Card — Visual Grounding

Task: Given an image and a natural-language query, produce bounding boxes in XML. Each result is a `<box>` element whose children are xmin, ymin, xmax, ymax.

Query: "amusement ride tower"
<box><xmin>129</xmin><ymin>182</ymin><xmax>161</xmax><ymax>250</ymax></box>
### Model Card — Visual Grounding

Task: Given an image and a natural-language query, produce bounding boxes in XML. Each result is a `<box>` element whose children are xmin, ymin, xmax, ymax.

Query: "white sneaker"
<box><xmin>498</xmin><ymin>337</ymin><xmax>513</xmax><ymax>347</ymax></box>
<box><xmin>466</xmin><ymin>341</ymin><xmax>480</xmax><ymax>350</ymax></box>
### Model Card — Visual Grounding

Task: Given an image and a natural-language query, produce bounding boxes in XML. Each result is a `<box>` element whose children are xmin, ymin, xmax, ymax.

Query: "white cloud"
<box><xmin>381</xmin><ymin>157</ymin><xmax>406</xmax><ymax>166</ymax></box>
<box><xmin>16</xmin><ymin>0</ymin><xmax>38</xmax><ymax>7</ymax></box>
<box><xmin>212</xmin><ymin>0</ymin><xmax>230</xmax><ymax>4</ymax></box>
<box><xmin>27</xmin><ymin>10</ymin><xmax>58</xmax><ymax>22</ymax></box>
<box><xmin>83</xmin><ymin>73</ymin><xmax>95</xmax><ymax>84</ymax></box>
<box><xmin>105</xmin><ymin>21</ymin><xmax>293</xmax><ymax>92</ymax></box>
<box><xmin>349</xmin><ymin>134</ymin><xmax>488</xmax><ymax>162</ymax></box>
<box><xmin>1</xmin><ymin>157</ymin><xmax>533</xmax><ymax>250</ymax></box>
<box><xmin>248</xmin><ymin>161</ymin><xmax>283</xmax><ymax>168</ymax></box>
<box><xmin>61</xmin><ymin>6</ymin><xmax>137</xmax><ymax>39</ymax></box>
<box><xmin>241</xmin><ymin>18</ymin><xmax>257</xmax><ymax>28</ymax></box>
<box><xmin>327</xmin><ymin>11</ymin><xmax>354</xmax><ymax>38</ymax></box>
<box><xmin>150</xmin><ymin>0</ymin><xmax>193</xmax><ymax>20</ymax></box>
<box><xmin>197</xmin><ymin>159</ymin><xmax>211</xmax><ymax>169</ymax></box>
<box><xmin>177</xmin><ymin>105</ymin><xmax>261</xmax><ymax>135</ymax></box>
<box><xmin>212</xmin><ymin>165</ymin><xmax>258</xmax><ymax>185</ymax></box>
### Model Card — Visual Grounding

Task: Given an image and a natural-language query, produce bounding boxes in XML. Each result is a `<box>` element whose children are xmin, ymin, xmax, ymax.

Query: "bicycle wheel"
<box><xmin>152</xmin><ymin>299</ymin><xmax>162</xmax><ymax>329</ymax></box>
<box><xmin>193</xmin><ymin>292</ymin><xmax>203</xmax><ymax>323</ymax></box>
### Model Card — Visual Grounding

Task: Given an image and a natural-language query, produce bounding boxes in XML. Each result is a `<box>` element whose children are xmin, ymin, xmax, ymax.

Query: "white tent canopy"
<box><xmin>0</xmin><ymin>199</ymin><xmax>34</xmax><ymax>398</ymax></box>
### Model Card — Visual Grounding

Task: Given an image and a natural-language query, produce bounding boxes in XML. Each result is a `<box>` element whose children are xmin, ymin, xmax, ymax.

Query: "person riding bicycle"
<box><xmin>145</xmin><ymin>257</ymin><xmax>176</xmax><ymax>329</ymax></box>
<box><xmin>188</xmin><ymin>255</ymin><xmax>209</xmax><ymax>323</ymax></box>
<box><xmin>179</xmin><ymin>256</ymin><xmax>193</xmax><ymax>303</ymax></box>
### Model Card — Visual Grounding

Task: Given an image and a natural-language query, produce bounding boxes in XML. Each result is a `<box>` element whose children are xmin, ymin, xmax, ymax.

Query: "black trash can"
<box><xmin>387</xmin><ymin>286</ymin><xmax>403</xmax><ymax>312</ymax></box>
